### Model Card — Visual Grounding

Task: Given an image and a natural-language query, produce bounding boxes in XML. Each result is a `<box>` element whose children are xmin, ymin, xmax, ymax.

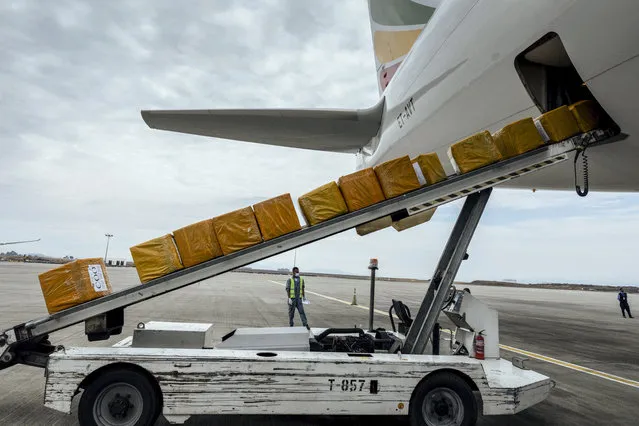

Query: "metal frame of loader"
<box><xmin>0</xmin><ymin>128</ymin><xmax>626</xmax><ymax>426</ymax></box>
<box><xmin>0</xmin><ymin>127</ymin><xmax>624</xmax><ymax>370</ymax></box>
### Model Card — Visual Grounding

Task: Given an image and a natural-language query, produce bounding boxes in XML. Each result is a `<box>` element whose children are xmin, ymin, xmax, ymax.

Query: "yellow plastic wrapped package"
<box><xmin>130</xmin><ymin>234</ymin><xmax>184</xmax><ymax>283</ymax></box>
<box><xmin>173</xmin><ymin>219</ymin><xmax>223</xmax><ymax>268</ymax></box>
<box><xmin>253</xmin><ymin>193</ymin><xmax>302</xmax><ymax>241</ymax></box>
<box><xmin>447</xmin><ymin>130</ymin><xmax>503</xmax><ymax>174</ymax></box>
<box><xmin>392</xmin><ymin>208</ymin><xmax>437</xmax><ymax>232</ymax></box>
<box><xmin>569</xmin><ymin>100</ymin><xmax>602</xmax><ymax>133</ymax></box>
<box><xmin>412</xmin><ymin>153</ymin><xmax>447</xmax><ymax>186</ymax></box>
<box><xmin>534</xmin><ymin>105</ymin><xmax>580</xmax><ymax>143</ymax></box>
<box><xmin>373</xmin><ymin>155</ymin><xmax>421</xmax><ymax>198</ymax></box>
<box><xmin>38</xmin><ymin>258</ymin><xmax>113</xmax><ymax>314</ymax></box>
<box><xmin>356</xmin><ymin>216</ymin><xmax>392</xmax><ymax>236</ymax></box>
<box><xmin>338</xmin><ymin>168</ymin><xmax>386</xmax><ymax>212</ymax></box>
<box><xmin>213</xmin><ymin>207</ymin><xmax>263</xmax><ymax>255</ymax></box>
<box><xmin>492</xmin><ymin>117</ymin><xmax>545</xmax><ymax>159</ymax></box>
<box><xmin>298</xmin><ymin>181</ymin><xmax>349</xmax><ymax>226</ymax></box>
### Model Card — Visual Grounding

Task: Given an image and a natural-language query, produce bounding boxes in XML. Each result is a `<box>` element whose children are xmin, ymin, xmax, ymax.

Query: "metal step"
<box><xmin>0</xmin><ymin>128</ymin><xmax>622</xmax><ymax>366</ymax></box>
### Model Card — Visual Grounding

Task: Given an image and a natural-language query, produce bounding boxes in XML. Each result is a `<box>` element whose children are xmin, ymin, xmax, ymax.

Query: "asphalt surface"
<box><xmin>1</xmin><ymin>263</ymin><xmax>638</xmax><ymax>425</ymax></box>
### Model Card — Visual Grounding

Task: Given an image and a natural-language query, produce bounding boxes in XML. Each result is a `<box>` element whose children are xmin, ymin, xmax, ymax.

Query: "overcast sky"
<box><xmin>2</xmin><ymin>0</ymin><xmax>638</xmax><ymax>286</ymax></box>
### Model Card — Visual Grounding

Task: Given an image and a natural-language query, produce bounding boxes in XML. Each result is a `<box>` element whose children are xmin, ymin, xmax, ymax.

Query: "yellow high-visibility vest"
<box><xmin>288</xmin><ymin>276</ymin><xmax>304</xmax><ymax>298</ymax></box>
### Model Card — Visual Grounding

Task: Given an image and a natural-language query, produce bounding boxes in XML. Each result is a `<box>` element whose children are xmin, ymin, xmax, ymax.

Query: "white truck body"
<box><xmin>44</xmin><ymin>329</ymin><xmax>552</xmax><ymax>424</ymax></box>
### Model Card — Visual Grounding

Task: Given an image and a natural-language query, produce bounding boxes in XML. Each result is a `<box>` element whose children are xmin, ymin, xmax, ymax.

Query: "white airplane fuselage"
<box><xmin>359</xmin><ymin>0</ymin><xmax>639</xmax><ymax>192</ymax></box>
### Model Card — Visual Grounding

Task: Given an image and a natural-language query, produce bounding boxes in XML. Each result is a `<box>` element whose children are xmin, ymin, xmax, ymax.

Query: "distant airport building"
<box><xmin>105</xmin><ymin>258</ymin><xmax>127</xmax><ymax>267</ymax></box>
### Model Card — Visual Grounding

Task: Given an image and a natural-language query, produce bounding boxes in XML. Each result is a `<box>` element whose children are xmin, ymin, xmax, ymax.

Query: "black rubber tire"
<box><xmin>78</xmin><ymin>367</ymin><xmax>161</xmax><ymax>426</ymax></box>
<box><xmin>409</xmin><ymin>372</ymin><xmax>478</xmax><ymax>426</ymax></box>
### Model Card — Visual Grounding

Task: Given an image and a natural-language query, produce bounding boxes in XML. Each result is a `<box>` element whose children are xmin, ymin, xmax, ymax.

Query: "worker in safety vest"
<box><xmin>286</xmin><ymin>267</ymin><xmax>309</xmax><ymax>329</ymax></box>
<box><xmin>618</xmin><ymin>288</ymin><xmax>633</xmax><ymax>318</ymax></box>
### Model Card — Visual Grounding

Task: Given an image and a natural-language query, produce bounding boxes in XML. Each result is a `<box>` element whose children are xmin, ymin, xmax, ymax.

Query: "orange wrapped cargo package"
<box><xmin>39</xmin><ymin>258</ymin><xmax>113</xmax><ymax>314</ymax></box>
<box><xmin>447</xmin><ymin>130</ymin><xmax>503</xmax><ymax>174</ymax></box>
<box><xmin>173</xmin><ymin>219</ymin><xmax>223</xmax><ymax>268</ymax></box>
<box><xmin>298</xmin><ymin>181</ymin><xmax>348</xmax><ymax>226</ymax></box>
<box><xmin>412</xmin><ymin>153</ymin><xmax>447</xmax><ymax>186</ymax></box>
<box><xmin>356</xmin><ymin>216</ymin><xmax>392</xmax><ymax>236</ymax></box>
<box><xmin>492</xmin><ymin>117</ymin><xmax>545</xmax><ymax>159</ymax></box>
<box><xmin>338</xmin><ymin>168</ymin><xmax>386</xmax><ymax>212</ymax></box>
<box><xmin>534</xmin><ymin>105</ymin><xmax>580</xmax><ymax>143</ymax></box>
<box><xmin>373</xmin><ymin>155</ymin><xmax>421</xmax><ymax>198</ymax></box>
<box><xmin>253</xmin><ymin>193</ymin><xmax>302</xmax><ymax>241</ymax></box>
<box><xmin>569</xmin><ymin>100</ymin><xmax>603</xmax><ymax>133</ymax></box>
<box><xmin>392</xmin><ymin>208</ymin><xmax>436</xmax><ymax>232</ymax></box>
<box><xmin>213</xmin><ymin>207</ymin><xmax>263</xmax><ymax>255</ymax></box>
<box><xmin>130</xmin><ymin>234</ymin><xmax>184</xmax><ymax>283</ymax></box>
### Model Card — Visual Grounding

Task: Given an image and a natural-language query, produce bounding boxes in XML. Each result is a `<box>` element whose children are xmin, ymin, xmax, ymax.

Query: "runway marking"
<box><xmin>499</xmin><ymin>345</ymin><xmax>639</xmax><ymax>389</ymax></box>
<box><xmin>268</xmin><ymin>280</ymin><xmax>394</xmax><ymax>318</ymax></box>
<box><xmin>268</xmin><ymin>279</ymin><xmax>639</xmax><ymax>390</ymax></box>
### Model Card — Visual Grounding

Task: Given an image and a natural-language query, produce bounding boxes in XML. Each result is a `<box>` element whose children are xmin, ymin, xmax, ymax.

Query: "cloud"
<box><xmin>0</xmin><ymin>0</ymin><xmax>374</xmax><ymax>257</ymax></box>
<box><xmin>270</xmin><ymin>191</ymin><xmax>639</xmax><ymax>287</ymax></box>
<box><xmin>1</xmin><ymin>1</ymin><xmax>638</xmax><ymax>288</ymax></box>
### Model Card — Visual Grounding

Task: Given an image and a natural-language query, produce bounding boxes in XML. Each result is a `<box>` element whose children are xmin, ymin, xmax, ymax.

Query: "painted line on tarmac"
<box><xmin>499</xmin><ymin>345</ymin><xmax>639</xmax><ymax>389</ymax></box>
<box><xmin>268</xmin><ymin>279</ymin><xmax>639</xmax><ymax>390</ymax></box>
<box><xmin>268</xmin><ymin>279</ymin><xmax>392</xmax><ymax>317</ymax></box>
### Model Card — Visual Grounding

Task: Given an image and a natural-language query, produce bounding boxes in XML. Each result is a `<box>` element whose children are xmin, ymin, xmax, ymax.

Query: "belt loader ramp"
<box><xmin>0</xmin><ymin>128</ymin><xmax>624</xmax><ymax>426</ymax></box>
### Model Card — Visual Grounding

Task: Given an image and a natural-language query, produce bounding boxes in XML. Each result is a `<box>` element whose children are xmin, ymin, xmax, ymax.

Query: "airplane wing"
<box><xmin>140</xmin><ymin>99</ymin><xmax>385</xmax><ymax>154</ymax></box>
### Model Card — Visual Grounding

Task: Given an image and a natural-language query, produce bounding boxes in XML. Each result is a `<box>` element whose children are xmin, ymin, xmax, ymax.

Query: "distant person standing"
<box><xmin>286</xmin><ymin>267</ymin><xmax>309</xmax><ymax>329</ymax></box>
<box><xmin>618</xmin><ymin>288</ymin><xmax>633</xmax><ymax>318</ymax></box>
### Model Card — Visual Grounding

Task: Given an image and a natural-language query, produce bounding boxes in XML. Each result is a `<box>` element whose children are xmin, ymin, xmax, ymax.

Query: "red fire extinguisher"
<box><xmin>474</xmin><ymin>331</ymin><xmax>485</xmax><ymax>360</ymax></box>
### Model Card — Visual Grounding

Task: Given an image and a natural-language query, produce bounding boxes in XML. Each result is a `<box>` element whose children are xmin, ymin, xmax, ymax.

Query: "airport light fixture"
<box><xmin>104</xmin><ymin>234</ymin><xmax>113</xmax><ymax>263</ymax></box>
<box><xmin>368</xmin><ymin>258</ymin><xmax>379</xmax><ymax>332</ymax></box>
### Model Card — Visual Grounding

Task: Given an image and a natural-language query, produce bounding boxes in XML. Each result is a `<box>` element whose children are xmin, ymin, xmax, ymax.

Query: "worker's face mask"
<box><xmin>294</xmin><ymin>273</ymin><xmax>299</xmax><ymax>277</ymax></box>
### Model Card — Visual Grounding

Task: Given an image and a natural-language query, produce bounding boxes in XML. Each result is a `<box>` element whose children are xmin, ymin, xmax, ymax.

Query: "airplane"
<box><xmin>0</xmin><ymin>239</ymin><xmax>41</xmax><ymax>247</ymax></box>
<box><xmin>140</xmin><ymin>0</ymin><xmax>639</xmax><ymax>194</ymax></box>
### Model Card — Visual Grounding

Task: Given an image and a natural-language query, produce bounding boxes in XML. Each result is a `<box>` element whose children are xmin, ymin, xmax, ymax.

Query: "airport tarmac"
<box><xmin>0</xmin><ymin>262</ymin><xmax>638</xmax><ymax>426</ymax></box>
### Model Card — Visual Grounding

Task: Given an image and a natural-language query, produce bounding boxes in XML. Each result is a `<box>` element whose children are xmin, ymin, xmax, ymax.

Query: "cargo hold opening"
<box><xmin>515</xmin><ymin>32</ymin><xmax>619</xmax><ymax>130</ymax></box>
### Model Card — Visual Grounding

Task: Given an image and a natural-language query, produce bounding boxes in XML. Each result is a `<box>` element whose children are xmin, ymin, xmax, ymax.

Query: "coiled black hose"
<box><xmin>574</xmin><ymin>147</ymin><xmax>589</xmax><ymax>197</ymax></box>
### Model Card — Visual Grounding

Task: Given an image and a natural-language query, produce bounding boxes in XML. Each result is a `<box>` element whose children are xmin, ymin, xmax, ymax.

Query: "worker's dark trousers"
<box><xmin>288</xmin><ymin>298</ymin><xmax>308</xmax><ymax>327</ymax></box>
<box><xmin>621</xmin><ymin>302</ymin><xmax>632</xmax><ymax>318</ymax></box>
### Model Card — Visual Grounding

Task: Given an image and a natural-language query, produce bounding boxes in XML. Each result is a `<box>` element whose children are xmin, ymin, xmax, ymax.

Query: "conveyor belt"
<box><xmin>0</xmin><ymin>128</ymin><xmax>623</xmax><ymax>368</ymax></box>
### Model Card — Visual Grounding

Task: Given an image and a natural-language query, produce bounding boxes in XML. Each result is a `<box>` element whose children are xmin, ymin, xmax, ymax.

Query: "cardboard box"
<box><xmin>569</xmin><ymin>100</ymin><xmax>602</xmax><ymax>133</ymax></box>
<box><xmin>448</xmin><ymin>130</ymin><xmax>503</xmax><ymax>174</ymax></box>
<box><xmin>130</xmin><ymin>234</ymin><xmax>184</xmax><ymax>283</ymax></box>
<box><xmin>298</xmin><ymin>181</ymin><xmax>349</xmax><ymax>226</ymax></box>
<box><xmin>338</xmin><ymin>168</ymin><xmax>386</xmax><ymax>212</ymax></box>
<box><xmin>253</xmin><ymin>193</ymin><xmax>302</xmax><ymax>241</ymax></box>
<box><xmin>374</xmin><ymin>155</ymin><xmax>421</xmax><ymax>198</ymax></box>
<box><xmin>392</xmin><ymin>208</ymin><xmax>436</xmax><ymax>232</ymax></box>
<box><xmin>356</xmin><ymin>216</ymin><xmax>393</xmax><ymax>236</ymax></box>
<box><xmin>535</xmin><ymin>105</ymin><xmax>580</xmax><ymax>143</ymax></box>
<box><xmin>412</xmin><ymin>153</ymin><xmax>447</xmax><ymax>185</ymax></box>
<box><xmin>173</xmin><ymin>219</ymin><xmax>223</xmax><ymax>268</ymax></box>
<box><xmin>39</xmin><ymin>258</ymin><xmax>113</xmax><ymax>314</ymax></box>
<box><xmin>213</xmin><ymin>207</ymin><xmax>263</xmax><ymax>255</ymax></box>
<box><xmin>492</xmin><ymin>117</ymin><xmax>545</xmax><ymax>159</ymax></box>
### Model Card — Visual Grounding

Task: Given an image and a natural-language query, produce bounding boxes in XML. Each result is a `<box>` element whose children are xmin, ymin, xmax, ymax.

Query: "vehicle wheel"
<box><xmin>78</xmin><ymin>367</ymin><xmax>161</xmax><ymax>426</ymax></box>
<box><xmin>409</xmin><ymin>372</ymin><xmax>478</xmax><ymax>426</ymax></box>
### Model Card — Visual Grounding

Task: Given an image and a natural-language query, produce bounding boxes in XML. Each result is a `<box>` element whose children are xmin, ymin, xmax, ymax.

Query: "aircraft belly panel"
<box><xmin>554</xmin><ymin>0</ymin><xmax>639</xmax><ymax>82</ymax></box>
